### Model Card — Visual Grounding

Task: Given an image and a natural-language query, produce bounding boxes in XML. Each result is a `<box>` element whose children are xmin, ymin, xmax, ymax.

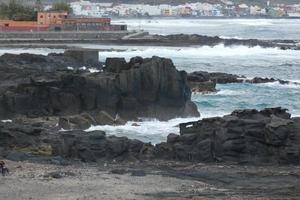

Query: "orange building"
<box><xmin>0</xmin><ymin>20</ymin><xmax>48</xmax><ymax>31</ymax></box>
<box><xmin>37</xmin><ymin>11</ymin><xmax>68</xmax><ymax>25</ymax></box>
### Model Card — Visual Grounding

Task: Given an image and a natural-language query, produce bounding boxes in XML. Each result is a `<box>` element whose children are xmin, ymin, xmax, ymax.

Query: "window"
<box><xmin>4</xmin><ymin>24</ymin><xmax>9</xmax><ymax>27</ymax></box>
<box><xmin>40</xmin><ymin>15</ymin><xmax>43</xmax><ymax>18</ymax></box>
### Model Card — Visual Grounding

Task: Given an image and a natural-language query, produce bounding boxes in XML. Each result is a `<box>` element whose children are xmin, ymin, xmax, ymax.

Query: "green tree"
<box><xmin>0</xmin><ymin>0</ymin><xmax>37</xmax><ymax>21</ymax></box>
<box><xmin>50</xmin><ymin>2</ymin><xmax>72</xmax><ymax>13</ymax></box>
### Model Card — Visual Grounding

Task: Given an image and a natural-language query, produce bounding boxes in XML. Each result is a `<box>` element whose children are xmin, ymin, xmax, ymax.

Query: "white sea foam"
<box><xmin>85</xmin><ymin>117</ymin><xmax>201</xmax><ymax>143</ymax></box>
<box><xmin>1</xmin><ymin>119</ymin><xmax>12</xmax><ymax>123</ymax></box>
<box><xmin>88</xmin><ymin>68</ymin><xmax>101</xmax><ymax>73</ymax></box>
<box><xmin>114</xmin><ymin>19</ymin><xmax>221</xmax><ymax>28</ymax></box>
<box><xmin>258</xmin><ymin>81</ymin><xmax>300</xmax><ymax>89</ymax></box>
<box><xmin>234</xmin><ymin>20</ymin><xmax>274</xmax><ymax>26</ymax></box>
<box><xmin>99</xmin><ymin>45</ymin><xmax>300</xmax><ymax>62</ymax></box>
<box><xmin>0</xmin><ymin>48</ymin><xmax>64</xmax><ymax>56</ymax></box>
<box><xmin>213</xmin><ymin>89</ymin><xmax>244</xmax><ymax>96</ymax></box>
<box><xmin>219</xmin><ymin>35</ymin><xmax>244</xmax><ymax>40</ymax></box>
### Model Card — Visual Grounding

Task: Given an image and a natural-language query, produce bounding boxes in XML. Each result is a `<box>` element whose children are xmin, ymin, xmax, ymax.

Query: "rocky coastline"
<box><xmin>1</xmin><ymin>51</ymin><xmax>300</xmax><ymax>199</ymax></box>
<box><xmin>1</xmin><ymin>106</ymin><xmax>299</xmax><ymax>165</ymax></box>
<box><xmin>0</xmin><ymin>51</ymin><xmax>299</xmax><ymax>165</ymax></box>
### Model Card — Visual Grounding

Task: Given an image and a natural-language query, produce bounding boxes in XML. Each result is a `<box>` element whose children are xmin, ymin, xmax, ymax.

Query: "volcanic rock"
<box><xmin>0</xmin><ymin>54</ymin><xmax>199</xmax><ymax>121</ymax></box>
<box><xmin>155</xmin><ymin>107</ymin><xmax>300</xmax><ymax>164</ymax></box>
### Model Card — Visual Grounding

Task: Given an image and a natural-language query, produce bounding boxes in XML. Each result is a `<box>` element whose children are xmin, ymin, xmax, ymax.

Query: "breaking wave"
<box><xmin>98</xmin><ymin>45</ymin><xmax>300</xmax><ymax>61</ymax></box>
<box><xmin>0</xmin><ymin>48</ymin><xmax>64</xmax><ymax>56</ymax></box>
<box><xmin>86</xmin><ymin>117</ymin><xmax>201</xmax><ymax>144</ymax></box>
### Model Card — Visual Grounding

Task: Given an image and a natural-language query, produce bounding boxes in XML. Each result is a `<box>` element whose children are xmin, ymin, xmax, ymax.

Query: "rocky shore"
<box><xmin>1</xmin><ymin>51</ymin><xmax>300</xmax><ymax>199</ymax></box>
<box><xmin>1</xmin><ymin>51</ymin><xmax>299</xmax><ymax>165</ymax></box>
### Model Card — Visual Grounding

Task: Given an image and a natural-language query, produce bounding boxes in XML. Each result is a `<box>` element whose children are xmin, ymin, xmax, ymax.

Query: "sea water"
<box><xmin>94</xmin><ymin>44</ymin><xmax>300</xmax><ymax>143</ymax></box>
<box><xmin>113</xmin><ymin>18</ymin><xmax>300</xmax><ymax>40</ymax></box>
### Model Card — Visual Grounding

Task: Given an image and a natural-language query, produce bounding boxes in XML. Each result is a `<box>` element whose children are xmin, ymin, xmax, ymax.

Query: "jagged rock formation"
<box><xmin>1</xmin><ymin>108</ymin><xmax>300</xmax><ymax>165</ymax></box>
<box><xmin>0</xmin><ymin>53</ymin><xmax>199</xmax><ymax>121</ymax></box>
<box><xmin>155</xmin><ymin>107</ymin><xmax>300</xmax><ymax>164</ymax></box>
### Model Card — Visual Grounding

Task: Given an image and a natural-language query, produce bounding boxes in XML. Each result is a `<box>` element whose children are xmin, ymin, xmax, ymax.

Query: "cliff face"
<box><xmin>0</xmin><ymin>53</ymin><xmax>199</xmax><ymax>121</ymax></box>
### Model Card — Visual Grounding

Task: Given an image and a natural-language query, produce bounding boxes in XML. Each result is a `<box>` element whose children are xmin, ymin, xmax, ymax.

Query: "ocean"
<box><xmin>113</xmin><ymin>18</ymin><xmax>300</xmax><ymax>40</ymax></box>
<box><xmin>1</xmin><ymin>18</ymin><xmax>300</xmax><ymax>144</ymax></box>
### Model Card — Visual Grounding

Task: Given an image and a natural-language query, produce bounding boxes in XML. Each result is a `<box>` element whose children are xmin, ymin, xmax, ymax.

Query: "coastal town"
<box><xmin>69</xmin><ymin>0</ymin><xmax>300</xmax><ymax>18</ymax></box>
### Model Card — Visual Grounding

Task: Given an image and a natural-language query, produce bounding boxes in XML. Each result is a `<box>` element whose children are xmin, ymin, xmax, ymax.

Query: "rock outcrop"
<box><xmin>1</xmin><ymin>108</ymin><xmax>300</xmax><ymax>165</ymax></box>
<box><xmin>152</xmin><ymin>34</ymin><xmax>300</xmax><ymax>50</ymax></box>
<box><xmin>155</xmin><ymin>107</ymin><xmax>300</xmax><ymax>164</ymax></box>
<box><xmin>0</xmin><ymin>53</ymin><xmax>199</xmax><ymax>121</ymax></box>
<box><xmin>187</xmin><ymin>71</ymin><xmax>243</xmax><ymax>93</ymax></box>
<box><xmin>188</xmin><ymin>71</ymin><xmax>300</xmax><ymax>93</ymax></box>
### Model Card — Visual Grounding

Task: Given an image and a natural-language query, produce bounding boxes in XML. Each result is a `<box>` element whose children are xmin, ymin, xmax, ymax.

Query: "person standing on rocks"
<box><xmin>0</xmin><ymin>161</ymin><xmax>9</xmax><ymax>176</ymax></box>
